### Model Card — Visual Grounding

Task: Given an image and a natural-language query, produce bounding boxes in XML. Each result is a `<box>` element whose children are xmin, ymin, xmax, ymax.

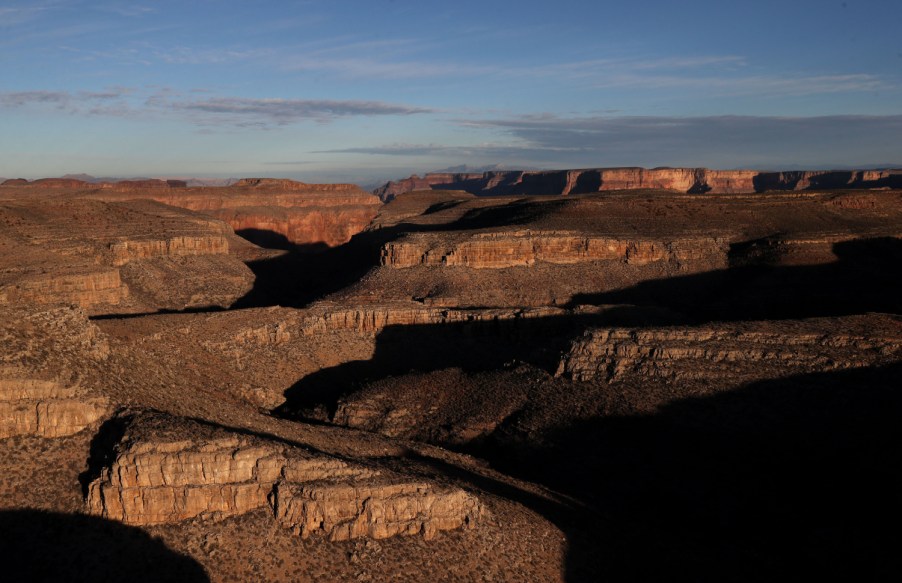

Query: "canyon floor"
<box><xmin>0</xmin><ymin>179</ymin><xmax>900</xmax><ymax>582</ymax></box>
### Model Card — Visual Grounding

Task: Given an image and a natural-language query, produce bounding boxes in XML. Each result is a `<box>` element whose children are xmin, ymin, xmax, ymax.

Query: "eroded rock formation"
<box><xmin>558</xmin><ymin>315</ymin><xmax>902</xmax><ymax>384</ymax></box>
<box><xmin>375</xmin><ymin>167</ymin><xmax>902</xmax><ymax>200</ymax></box>
<box><xmin>381</xmin><ymin>231</ymin><xmax>727</xmax><ymax>269</ymax></box>
<box><xmin>0</xmin><ymin>375</ymin><xmax>108</xmax><ymax>438</ymax></box>
<box><xmin>0</xmin><ymin>198</ymin><xmax>254</xmax><ymax>314</ymax></box>
<box><xmin>87</xmin><ymin>412</ymin><xmax>482</xmax><ymax>541</ymax></box>
<box><xmin>0</xmin><ymin>305</ymin><xmax>110</xmax><ymax>438</ymax></box>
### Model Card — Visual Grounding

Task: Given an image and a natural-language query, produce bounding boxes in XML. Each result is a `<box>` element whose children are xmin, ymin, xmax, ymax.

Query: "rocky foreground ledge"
<box><xmin>86</xmin><ymin>412</ymin><xmax>483</xmax><ymax>541</ymax></box>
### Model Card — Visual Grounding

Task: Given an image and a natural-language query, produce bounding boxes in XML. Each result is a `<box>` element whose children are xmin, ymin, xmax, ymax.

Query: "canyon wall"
<box><xmin>375</xmin><ymin>168</ymin><xmax>902</xmax><ymax>200</ymax></box>
<box><xmin>380</xmin><ymin>231</ymin><xmax>727</xmax><ymax>269</ymax></box>
<box><xmin>0</xmin><ymin>177</ymin><xmax>381</xmax><ymax>247</ymax></box>
<box><xmin>557</xmin><ymin>316</ymin><xmax>902</xmax><ymax>384</ymax></box>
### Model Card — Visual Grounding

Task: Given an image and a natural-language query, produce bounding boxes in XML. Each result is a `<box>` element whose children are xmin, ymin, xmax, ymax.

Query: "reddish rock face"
<box><xmin>375</xmin><ymin>167</ymin><xmax>902</xmax><ymax>199</ymax></box>
<box><xmin>0</xmin><ymin>177</ymin><xmax>382</xmax><ymax>247</ymax></box>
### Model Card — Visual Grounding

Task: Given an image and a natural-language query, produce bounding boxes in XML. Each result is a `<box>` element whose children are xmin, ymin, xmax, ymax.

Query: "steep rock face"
<box><xmin>108</xmin><ymin>235</ymin><xmax>230</xmax><ymax>266</ymax></box>
<box><xmin>87</xmin><ymin>413</ymin><xmax>483</xmax><ymax>540</ymax></box>
<box><xmin>557</xmin><ymin>316</ymin><xmax>902</xmax><ymax>384</ymax></box>
<box><xmin>213</xmin><ymin>205</ymin><xmax>376</xmax><ymax>248</ymax></box>
<box><xmin>381</xmin><ymin>231</ymin><xmax>727</xmax><ymax>269</ymax></box>
<box><xmin>0</xmin><ymin>376</ymin><xmax>108</xmax><ymax>438</ymax></box>
<box><xmin>300</xmin><ymin>301</ymin><xmax>576</xmax><ymax>335</ymax></box>
<box><xmin>375</xmin><ymin>167</ymin><xmax>902</xmax><ymax>198</ymax></box>
<box><xmin>0</xmin><ymin>268</ymin><xmax>129</xmax><ymax>309</ymax></box>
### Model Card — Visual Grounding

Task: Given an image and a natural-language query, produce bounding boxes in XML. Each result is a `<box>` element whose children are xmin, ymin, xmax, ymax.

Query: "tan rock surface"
<box><xmin>0</xmin><ymin>305</ymin><xmax>110</xmax><ymax>438</ymax></box>
<box><xmin>87</xmin><ymin>412</ymin><xmax>482</xmax><ymax>542</ymax></box>
<box><xmin>0</xmin><ymin>198</ymin><xmax>254</xmax><ymax>314</ymax></box>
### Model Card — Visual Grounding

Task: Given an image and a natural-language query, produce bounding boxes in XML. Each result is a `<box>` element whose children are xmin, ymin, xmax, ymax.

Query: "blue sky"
<box><xmin>2</xmin><ymin>0</ymin><xmax>901</xmax><ymax>183</ymax></box>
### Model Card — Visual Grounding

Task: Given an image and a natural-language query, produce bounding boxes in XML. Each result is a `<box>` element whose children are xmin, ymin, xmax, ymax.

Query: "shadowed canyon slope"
<box><xmin>375</xmin><ymin>167</ymin><xmax>902</xmax><ymax>200</ymax></box>
<box><xmin>0</xmin><ymin>176</ymin><xmax>900</xmax><ymax>581</ymax></box>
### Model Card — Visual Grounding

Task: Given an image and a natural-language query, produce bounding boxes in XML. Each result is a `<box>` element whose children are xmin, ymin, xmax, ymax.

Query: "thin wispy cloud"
<box><xmin>170</xmin><ymin>97</ymin><xmax>434</xmax><ymax>124</ymax></box>
<box><xmin>327</xmin><ymin>114</ymin><xmax>902</xmax><ymax>169</ymax></box>
<box><xmin>101</xmin><ymin>3</ymin><xmax>156</xmax><ymax>17</ymax></box>
<box><xmin>0</xmin><ymin>91</ymin><xmax>70</xmax><ymax>107</ymax></box>
<box><xmin>0</xmin><ymin>88</ymin><xmax>435</xmax><ymax>127</ymax></box>
<box><xmin>154</xmin><ymin>46</ymin><xmax>273</xmax><ymax>65</ymax></box>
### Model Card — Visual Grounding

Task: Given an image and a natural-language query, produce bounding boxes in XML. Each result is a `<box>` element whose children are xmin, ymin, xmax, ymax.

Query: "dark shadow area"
<box><xmin>471</xmin><ymin>363</ymin><xmax>902</xmax><ymax>581</ymax></box>
<box><xmin>89</xmin><ymin>305</ymin><xmax>228</xmax><ymax>321</ymax></box>
<box><xmin>0</xmin><ymin>509</ymin><xmax>209</xmax><ymax>582</ymax></box>
<box><xmin>753</xmin><ymin>171</ymin><xmax>902</xmax><ymax>192</ymax></box>
<box><xmin>571</xmin><ymin>169</ymin><xmax>602</xmax><ymax>194</ymax></box>
<box><xmin>232</xmin><ymin>198</ymin><xmax>570</xmax><ymax>309</ymax></box>
<box><xmin>571</xmin><ymin>237</ymin><xmax>902</xmax><ymax>321</ymax></box>
<box><xmin>78</xmin><ymin>413</ymin><xmax>132</xmax><ymax>496</ymax></box>
<box><xmin>274</xmin><ymin>309</ymin><xmax>668</xmax><ymax>420</ymax></box>
<box><xmin>236</xmin><ymin>228</ymin><xmax>329</xmax><ymax>252</ymax></box>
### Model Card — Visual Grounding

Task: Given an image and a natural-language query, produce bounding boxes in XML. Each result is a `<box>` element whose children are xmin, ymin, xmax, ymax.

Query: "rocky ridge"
<box><xmin>375</xmin><ymin>167</ymin><xmax>902</xmax><ymax>200</ymax></box>
<box><xmin>558</xmin><ymin>316</ymin><xmax>902</xmax><ymax>384</ymax></box>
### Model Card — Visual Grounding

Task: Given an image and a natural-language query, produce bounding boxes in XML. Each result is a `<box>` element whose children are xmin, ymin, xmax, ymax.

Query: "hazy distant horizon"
<box><xmin>4</xmin><ymin>162</ymin><xmax>902</xmax><ymax>190</ymax></box>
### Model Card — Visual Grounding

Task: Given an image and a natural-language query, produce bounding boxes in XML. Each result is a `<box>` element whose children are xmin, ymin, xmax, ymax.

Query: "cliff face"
<box><xmin>375</xmin><ymin>168</ymin><xmax>902</xmax><ymax>199</ymax></box>
<box><xmin>86</xmin><ymin>412</ymin><xmax>482</xmax><ymax>541</ymax></box>
<box><xmin>380</xmin><ymin>231</ymin><xmax>727</xmax><ymax>269</ymax></box>
<box><xmin>0</xmin><ymin>198</ymin><xmax>254</xmax><ymax>314</ymax></box>
<box><xmin>0</xmin><ymin>177</ymin><xmax>382</xmax><ymax>247</ymax></box>
<box><xmin>557</xmin><ymin>316</ymin><xmax>902</xmax><ymax>384</ymax></box>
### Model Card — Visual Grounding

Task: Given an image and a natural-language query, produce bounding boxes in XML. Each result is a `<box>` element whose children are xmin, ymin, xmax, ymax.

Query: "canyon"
<box><xmin>0</xmin><ymin>177</ymin><xmax>381</xmax><ymax>248</ymax></box>
<box><xmin>0</xmin><ymin>174</ymin><xmax>899</xmax><ymax>582</ymax></box>
<box><xmin>375</xmin><ymin>167</ymin><xmax>902</xmax><ymax>200</ymax></box>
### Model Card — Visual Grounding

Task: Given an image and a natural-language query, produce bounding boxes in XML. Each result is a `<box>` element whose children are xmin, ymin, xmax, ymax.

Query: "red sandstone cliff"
<box><xmin>374</xmin><ymin>168</ymin><xmax>902</xmax><ymax>200</ymax></box>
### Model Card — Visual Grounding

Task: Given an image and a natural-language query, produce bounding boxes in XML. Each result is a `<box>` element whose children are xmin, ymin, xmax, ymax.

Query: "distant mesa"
<box><xmin>374</xmin><ymin>167</ymin><xmax>902</xmax><ymax>201</ymax></box>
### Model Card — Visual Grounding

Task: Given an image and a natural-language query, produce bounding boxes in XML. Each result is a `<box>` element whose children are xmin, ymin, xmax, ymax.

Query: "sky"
<box><xmin>1</xmin><ymin>0</ymin><xmax>901</xmax><ymax>184</ymax></box>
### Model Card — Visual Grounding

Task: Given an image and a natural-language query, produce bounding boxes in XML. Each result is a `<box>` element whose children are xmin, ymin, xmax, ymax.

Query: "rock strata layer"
<box><xmin>375</xmin><ymin>167</ymin><xmax>902</xmax><ymax>200</ymax></box>
<box><xmin>0</xmin><ymin>376</ymin><xmax>108</xmax><ymax>438</ymax></box>
<box><xmin>381</xmin><ymin>231</ymin><xmax>726</xmax><ymax>269</ymax></box>
<box><xmin>0</xmin><ymin>177</ymin><xmax>381</xmax><ymax>247</ymax></box>
<box><xmin>87</xmin><ymin>413</ymin><xmax>482</xmax><ymax>540</ymax></box>
<box><xmin>0</xmin><ymin>198</ymin><xmax>254</xmax><ymax>314</ymax></box>
<box><xmin>558</xmin><ymin>316</ymin><xmax>902</xmax><ymax>384</ymax></box>
<box><xmin>0</xmin><ymin>306</ymin><xmax>111</xmax><ymax>438</ymax></box>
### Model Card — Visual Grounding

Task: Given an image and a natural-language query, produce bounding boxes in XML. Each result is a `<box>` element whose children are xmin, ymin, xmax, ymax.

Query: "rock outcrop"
<box><xmin>0</xmin><ymin>375</ymin><xmax>108</xmax><ymax>438</ymax></box>
<box><xmin>381</xmin><ymin>231</ymin><xmax>727</xmax><ymax>269</ymax></box>
<box><xmin>375</xmin><ymin>167</ymin><xmax>902</xmax><ymax>200</ymax></box>
<box><xmin>300</xmin><ymin>301</ymin><xmax>577</xmax><ymax>335</ymax></box>
<box><xmin>87</xmin><ymin>412</ymin><xmax>482</xmax><ymax>540</ymax></box>
<box><xmin>0</xmin><ymin>198</ymin><xmax>254</xmax><ymax>314</ymax></box>
<box><xmin>0</xmin><ymin>306</ymin><xmax>110</xmax><ymax>438</ymax></box>
<box><xmin>272</xmin><ymin>480</ymin><xmax>481</xmax><ymax>541</ymax></box>
<box><xmin>557</xmin><ymin>315</ymin><xmax>902</xmax><ymax>384</ymax></box>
